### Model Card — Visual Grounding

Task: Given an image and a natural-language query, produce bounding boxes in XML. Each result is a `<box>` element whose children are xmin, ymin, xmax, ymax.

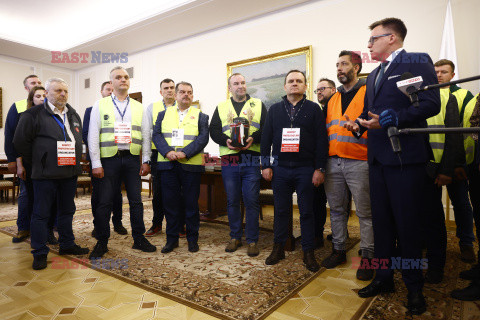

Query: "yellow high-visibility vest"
<box><xmin>15</xmin><ymin>99</ymin><xmax>27</xmax><ymax>113</ymax></box>
<box><xmin>463</xmin><ymin>94</ymin><xmax>478</xmax><ymax>164</ymax></box>
<box><xmin>426</xmin><ymin>88</ymin><xmax>449</xmax><ymax>163</ymax></box>
<box><xmin>99</xmin><ymin>96</ymin><xmax>143</xmax><ymax>158</ymax></box>
<box><xmin>151</xmin><ymin>100</ymin><xmax>177</xmax><ymax>149</ymax></box>
<box><xmin>157</xmin><ymin>106</ymin><xmax>203</xmax><ymax>166</ymax></box>
<box><xmin>218</xmin><ymin>97</ymin><xmax>262</xmax><ymax>156</ymax></box>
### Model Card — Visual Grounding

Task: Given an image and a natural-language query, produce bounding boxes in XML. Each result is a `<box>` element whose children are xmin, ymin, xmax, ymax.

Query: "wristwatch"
<box><xmin>316</xmin><ymin>168</ymin><xmax>326</xmax><ymax>173</ymax></box>
<box><xmin>143</xmin><ymin>160</ymin><xmax>151</xmax><ymax>165</ymax></box>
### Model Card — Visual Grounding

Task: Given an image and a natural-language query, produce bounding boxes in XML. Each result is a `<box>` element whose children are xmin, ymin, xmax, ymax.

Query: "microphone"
<box><xmin>387</xmin><ymin>126</ymin><xmax>402</xmax><ymax>154</ymax></box>
<box><xmin>396</xmin><ymin>72</ymin><xmax>423</xmax><ymax>107</ymax></box>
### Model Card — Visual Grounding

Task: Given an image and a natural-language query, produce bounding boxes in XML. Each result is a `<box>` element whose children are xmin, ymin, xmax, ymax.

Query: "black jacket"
<box><xmin>13</xmin><ymin>99</ymin><xmax>83</xmax><ymax>179</ymax></box>
<box><xmin>261</xmin><ymin>95</ymin><xmax>328</xmax><ymax>169</ymax></box>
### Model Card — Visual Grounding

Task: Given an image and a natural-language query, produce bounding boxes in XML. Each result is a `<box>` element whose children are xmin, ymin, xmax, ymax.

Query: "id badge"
<box><xmin>281</xmin><ymin>128</ymin><xmax>300</xmax><ymax>152</ymax></box>
<box><xmin>171</xmin><ymin>128</ymin><xmax>184</xmax><ymax>147</ymax></box>
<box><xmin>114</xmin><ymin>122</ymin><xmax>132</xmax><ymax>144</ymax></box>
<box><xmin>57</xmin><ymin>141</ymin><xmax>76</xmax><ymax>166</ymax></box>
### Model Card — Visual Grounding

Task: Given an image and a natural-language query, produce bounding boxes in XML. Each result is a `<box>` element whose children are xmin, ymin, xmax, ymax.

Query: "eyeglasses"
<box><xmin>314</xmin><ymin>87</ymin><xmax>333</xmax><ymax>94</ymax></box>
<box><xmin>368</xmin><ymin>33</ymin><xmax>392</xmax><ymax>45</ymax></box>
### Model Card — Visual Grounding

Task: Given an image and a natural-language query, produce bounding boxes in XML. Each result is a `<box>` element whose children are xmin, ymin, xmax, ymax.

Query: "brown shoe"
<box><xmin>225</xmin><ymin>239</ymin><xmax>242</xmax><ymax>252</ymax></box>
<box><xmin>461</xmin><ymin>245</ymin><xmax>476</xmax><ymax>263</ymax></box>
<box><xmin>12</xmin><ymin>230</ymin><xmax>30</xmax><ymax>243</ymax></box>
<box><xmin>247</xmin><ymin>243</ymin><xmax>259</xmax><ymax>257</ymax></box>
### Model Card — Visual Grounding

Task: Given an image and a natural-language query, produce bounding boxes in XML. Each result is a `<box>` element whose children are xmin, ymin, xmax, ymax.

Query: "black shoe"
<box><xmin>315</xmin><ymin>237</ymin><xmax>324</xmax><ymax>249</ymax></box>
<box><xmin>188</xmin><ymin>241</ymin><xmax>199</xmax><ymax>253</ymax></box>
<box><xmin>132</xmin><ymin>237</ymin><xmax>157</xmax><ymax>252</ymax></box>
<box><xmin>59</xmin><ymin>244</ymin><xmax>90</xmax><ymax>256</ymax></box>
<box><xmin>303</xmin><ymin>250</ymin><xmax>320</xmax><ymax>272</ymax></box>
<box><xmin>321</xmin><ymin>249</ymin><xmax>346</xmax><ymax>269</ymax></box>
<box><xmin>47</xmin><ymin>229</ymin><xmax>58</xmax><ymax>245</ymax></box>
<box><xmin>425</xmin><ymin>268</ymin><xmax>444</xmax><ymax>284</ymax></box>
<box><xmin>407</xmin><ymin>291</ymin><xmax>426</xmax><ymax>315</ymax></box>
<box><xmin>265</xmin><ymin>243</ymin><xmax>285</xmax><ymax>265</ymax></box>
<box><xmin>91</xmin><ymin>229</ymin><xmax>96</xmax><ymax>238</ymax></box>
<box><xmin>460</xmin><ymin>264</ymin><xmax>480</xmax><ymax>280</ymax></box>
<box><xmin>460</xmin><ymin>245</ymin><xmax>476</xmax><ymax>263</ymax></box>
<box><xmin>114</xmin><ymin>224</ymin><xmax>128</xmax><ymax>235</ymax></box>
<box><xmin>89</xmin><ymin>241</ymin><xmax>109</xmax><ymax>259</ymax></box>
<box><xmin>12</xmin><ymin>230</ymin><xmax>30</xmax><ymax>243</ymax></box>
<box><xmin>358</xmin><ymin>279</ymin><xmax>395</xmax><ymax>298</ymax></box>
<box><xmin>451</xmin><ymin>281</ymin><xmax>480</xmax><ymax>301</ymax></box>
<box><xmin>356</xmin><ymin>258</ymin><xmax>374</xmax><ymax>281</ymax></box>
<box><xmin>32</xmin><ymin>254</ymin><xmax>48</xmax><ymax>270</ymax></box>
<box><xmin>161</xmin><ymin>240</ymin><xmax>179</xmax><ymax>253</ymax></box>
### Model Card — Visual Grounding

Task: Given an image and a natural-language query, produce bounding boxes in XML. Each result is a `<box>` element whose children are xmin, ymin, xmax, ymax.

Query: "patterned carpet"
<box><xmin>0</xmin><ymin>204</ymin><xmax>359</xmax><ymax>320</ymax></box>
<box><xmin>0</xmin><ymin>192</ymin><xmax>152</xmax><ymax>222</ymax></box>
<box><xmin>353</xmin><ymin>233</ymin><xmax>480</xmax><ymax>320</ymax></box>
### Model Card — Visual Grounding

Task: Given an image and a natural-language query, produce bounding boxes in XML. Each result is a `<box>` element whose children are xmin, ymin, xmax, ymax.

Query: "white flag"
<box><xmin>439</xmin><ymin>0</ymin><xmax>459</xmax><ymax>80</ymax></box>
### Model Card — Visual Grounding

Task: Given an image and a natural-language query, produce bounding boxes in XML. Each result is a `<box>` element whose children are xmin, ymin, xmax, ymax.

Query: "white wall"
<box><xmin>2</xmin><ymin>0</ymin><xmax>479</xmax><ymax>158</ymax></box>
<box><xmin>0</xmin><ymin>55</ymin><xmax>75</xmax><ymax>158</ymax></box>
<box><xmin>74</xmin><ymin>0</ymin><xmax>480</xmax><ymax>154</ymax></box>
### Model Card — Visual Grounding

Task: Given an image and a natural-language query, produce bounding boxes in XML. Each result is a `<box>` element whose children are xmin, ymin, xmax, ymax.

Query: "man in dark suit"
<box><xmin>344</xmin><ymin>18</ymin><xmax>440</xmax><ymax>315</ymax></box>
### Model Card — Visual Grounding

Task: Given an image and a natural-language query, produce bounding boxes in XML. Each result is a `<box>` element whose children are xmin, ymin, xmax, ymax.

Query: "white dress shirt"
<box><xmin>88</xmin><ymin>94</ymin><xmax>151</xmax><ymax>169</ymax></box>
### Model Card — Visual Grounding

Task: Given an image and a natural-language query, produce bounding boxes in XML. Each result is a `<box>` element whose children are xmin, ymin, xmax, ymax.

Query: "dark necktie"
<box><xmin>375</xmin><ymin>61</ymin><xmax>389</xmax><ymax>94</ymax></box>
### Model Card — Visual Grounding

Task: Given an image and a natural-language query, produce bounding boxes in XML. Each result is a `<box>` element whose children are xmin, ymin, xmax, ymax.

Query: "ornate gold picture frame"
<box><xmin>227</xmin><ymin>46</ymin><xmax>312</xmax><ymax>109</ymax></box>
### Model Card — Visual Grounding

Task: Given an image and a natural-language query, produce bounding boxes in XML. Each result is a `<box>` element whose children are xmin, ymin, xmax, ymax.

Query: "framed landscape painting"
<box><xmin>227</xmin><ymin>46</ymin><xmax>312</xmax><ymax>110</ymax></box>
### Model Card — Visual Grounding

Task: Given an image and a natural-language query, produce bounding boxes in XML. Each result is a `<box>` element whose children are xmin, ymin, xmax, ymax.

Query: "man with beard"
<box><xmin>316</xmin><ymin>78</ymin><xmax>336</xmax><ymax>111</ymax></box>
<box><xmin>321</xmin><ymin>51</ymin><xmax>374</xmax><ymax>281</ymax></box>
<box><xmin>209</xmin><ymin>73</ymin><xmax>267</xmax><ymax>256</ymax></box>
<box><xmin>313</xmin><ymin>78</ymin><xmax>336</xmax><ymax>248</ymax></box>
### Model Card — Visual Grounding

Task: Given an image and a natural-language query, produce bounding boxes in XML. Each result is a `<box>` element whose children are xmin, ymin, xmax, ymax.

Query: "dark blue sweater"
<box><xmin>261</xmin><ymin>95</ymin><xmax>328</xmax><ymax>169</ymax></box>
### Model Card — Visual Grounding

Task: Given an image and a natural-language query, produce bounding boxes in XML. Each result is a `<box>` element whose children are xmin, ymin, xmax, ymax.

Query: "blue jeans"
<box><xmin>95</xmin><ymin>154</ymin><xmax>145</xmax><ymax>243</ymax></box>
<box><xmin>160</xmin><ymin>162</ymin><xmax>201</xmax><ymax>243</ymax></box>
<box><xmin>222</xmin><ymin>162</ymin><xmax>261</xmax><ymax>243</ymax></box>
<box><xmin>447</xmin><ymin>179</ymin><xmax>475</xmax><ymax>246</ymax></box>
<box><xmin>30</xmin><ymin>177</ymin><xmax>77</xmax><ymax>256</ymax></box>
<box><xmin>272</xmin><ymin>166</ymin><xmax>315</xmax><ymax>251</ymax></box>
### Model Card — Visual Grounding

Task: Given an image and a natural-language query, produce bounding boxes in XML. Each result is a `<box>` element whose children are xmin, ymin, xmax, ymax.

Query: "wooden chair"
<box><xmin>141</xmin><ymin>174</ymin><xmax>153</xmax><ymax>197</ymax></box>
<box><xmin>76</xmin><ymin>162</ymin><xmax>92</xmax><ymax>197</ymax></box>
<box><xmin>0</xmin><ymin>163</ymin><xmax>17</xmax><ymax>204</ymax></box>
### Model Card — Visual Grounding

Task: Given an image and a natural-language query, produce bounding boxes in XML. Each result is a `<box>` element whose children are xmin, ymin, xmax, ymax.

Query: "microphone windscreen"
<box><xmin>400</xmin><ymin>72</ymin><xmax>414</xmax><ymax>81</ymax></box>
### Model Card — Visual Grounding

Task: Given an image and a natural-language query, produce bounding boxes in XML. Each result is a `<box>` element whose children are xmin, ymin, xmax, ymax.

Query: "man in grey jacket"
<box><xmin>14</xmin><ymin>78</ymin><xmax>89</xmax><ymax>270</ymax></box>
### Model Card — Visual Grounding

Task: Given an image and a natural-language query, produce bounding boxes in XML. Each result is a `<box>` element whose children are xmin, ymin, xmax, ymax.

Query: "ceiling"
<box><xmin>0</xmin><ymin>0</ymin><xmax>312</xmax><ymax>70</ymax></box>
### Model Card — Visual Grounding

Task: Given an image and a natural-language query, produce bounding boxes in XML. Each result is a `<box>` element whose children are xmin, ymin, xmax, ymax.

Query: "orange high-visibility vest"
<box><xmin>326</xmin><ymin>85</ymin><xmax>368</xmax><ymax>160</ymax></box>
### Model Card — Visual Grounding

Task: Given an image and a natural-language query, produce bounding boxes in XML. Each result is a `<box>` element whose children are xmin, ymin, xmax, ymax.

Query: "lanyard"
<box><xmin>283</xmin><ymin>98</ymin><xmax>306</xmax><ymax>128</ymax></box>
<box><xmin>51</xmin><ymin>113</ymin><xmax>67</xmax><ymax>142</ymax></box>
<box><xmin>112</xmin><ymin>96</ymin><xmax>130</xmax><ymax>122</ymax></box>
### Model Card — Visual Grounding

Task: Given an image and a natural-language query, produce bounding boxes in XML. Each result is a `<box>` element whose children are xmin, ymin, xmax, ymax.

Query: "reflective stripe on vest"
<box><xmin>452</xmin><ymin>88</ymin><xmax>469</xmax><ymax>124</ymax></box>
<box><xmin>463</xmin><ymin>94</ymin><xmax>478</xmax><ymax>164</ymax></box>
<box><xmin>15</xmin><ymin>99</ymin><xmax>27</xmax><ymax>113</ymax></box>
<box><xmin>218</xmin><ymin>97</ymin><xmax>262</xmax><ymax>156</ymax></box>
<box><xmin>157</xmin><ymin>106</ymin><xmax>203</xmax><ymax>166</ymax></box>
<box><xmin>326</xmin><ymin>85</ymin><xmax>368</xmax><ymax>160</ymax></box>
<box><xmin>426</xmin><ymin>88</ymin><xmax>449</xmax><ymax>163</ymax></box>
<box><xmin>99</xmin><ymin>96</ymin><xmax>143</xmax><ymax>158</ymax></box>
